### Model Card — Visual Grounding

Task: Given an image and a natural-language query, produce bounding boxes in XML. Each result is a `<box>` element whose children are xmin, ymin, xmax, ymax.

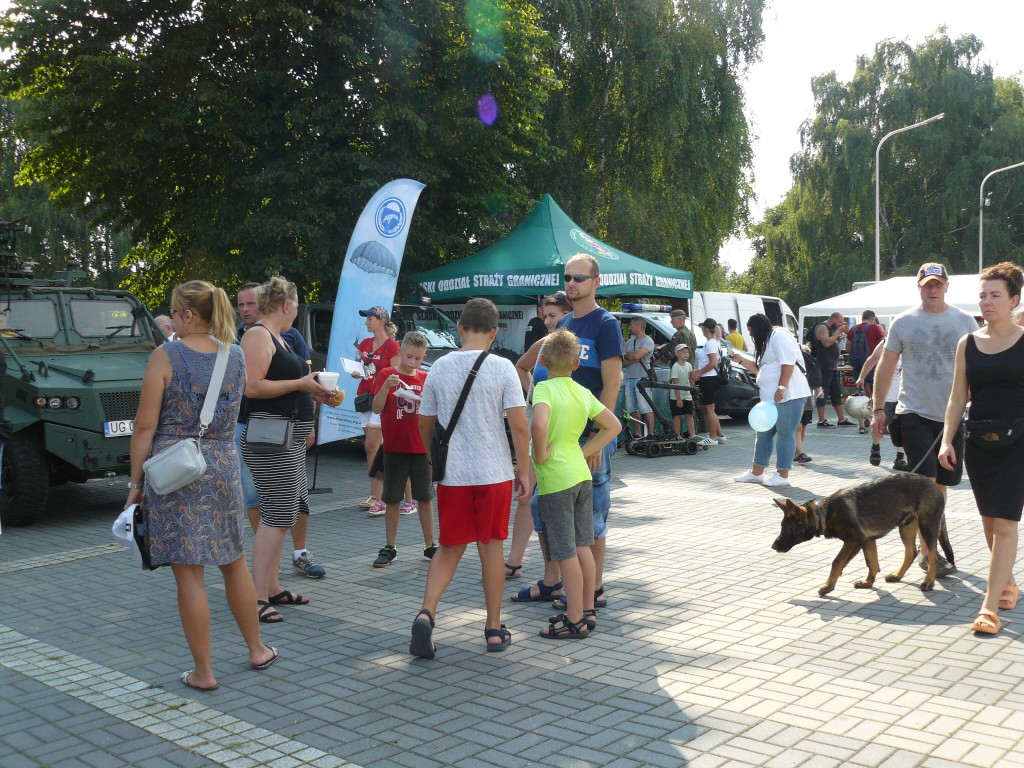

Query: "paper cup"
<box><xmin>318</xmin><ymin>371</ymin><xmax>340</xmax><ymax>391</ymax></box>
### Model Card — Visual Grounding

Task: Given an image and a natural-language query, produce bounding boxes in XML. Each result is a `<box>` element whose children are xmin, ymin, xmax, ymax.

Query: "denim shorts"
<box><xmin>235</xmin><ymin>421</ymin><xmax>260</xmax><ymax>509</ymax></box>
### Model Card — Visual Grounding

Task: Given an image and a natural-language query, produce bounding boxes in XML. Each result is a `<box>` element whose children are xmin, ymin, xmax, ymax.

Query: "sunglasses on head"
<box><xmin>564</xmin><ymin>273</ymin><xmax>593</xmax><ymax>283</ymax></box>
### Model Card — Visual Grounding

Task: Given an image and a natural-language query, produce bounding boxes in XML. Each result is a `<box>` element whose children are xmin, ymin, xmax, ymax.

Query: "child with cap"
<box><xmin>670</xmin><ymin>344</ymin><xmax>695</xmax><ymax>437</ymax></box>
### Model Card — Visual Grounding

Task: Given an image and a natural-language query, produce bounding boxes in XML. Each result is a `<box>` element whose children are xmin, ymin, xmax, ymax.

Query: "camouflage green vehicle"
<box><xmin>0</xmin><ymin>220</ymin><xmax>164</xmax><ymax>526</ymax></box>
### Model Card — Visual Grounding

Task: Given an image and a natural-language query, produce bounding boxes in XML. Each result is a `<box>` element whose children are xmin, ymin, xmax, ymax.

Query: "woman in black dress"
<box><xmin>939</xmin><ymin>262</ymin><xmax>1024</xmax><ymax>635</ymax></box>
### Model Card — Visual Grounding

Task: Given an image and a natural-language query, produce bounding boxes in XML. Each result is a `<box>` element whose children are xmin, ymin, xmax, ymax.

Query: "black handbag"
<box><xmin>354</xmin><ymin>391</ymin><xmax>373</xmax><ymax>413</ymax></box>
<box><xmin>244</xmin><ymin>415</ymin><xmax>295</xmax><ymax>454</ymax></box>
<box><xmin>431</xmin><ymin>351</ymin><xmax>489</xmax><ymax>483</ymax></box>
<box><xmin>965</xmin><ymin>418</ymin><xmax>1024</xmax><ymax>447</ymax></box>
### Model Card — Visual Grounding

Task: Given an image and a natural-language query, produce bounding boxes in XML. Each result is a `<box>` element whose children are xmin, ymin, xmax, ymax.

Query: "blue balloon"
<box><xmin>748</xmin><ymin>401</ymin><xmax>778</xmax><ymax>432</ymax></box>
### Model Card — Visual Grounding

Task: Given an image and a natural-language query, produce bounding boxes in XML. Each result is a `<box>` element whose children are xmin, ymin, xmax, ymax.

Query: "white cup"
<box><xmin>318</xmin><ymin>371</ymin><xmax>340</xmax><ymax>391</ymax></box>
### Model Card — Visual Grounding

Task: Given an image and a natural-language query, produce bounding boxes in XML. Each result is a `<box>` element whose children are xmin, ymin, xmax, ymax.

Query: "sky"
<box><xmin>719</xmin><ymin>0</ymin><xmax>1024</xmax><ymax>273</ymax></box>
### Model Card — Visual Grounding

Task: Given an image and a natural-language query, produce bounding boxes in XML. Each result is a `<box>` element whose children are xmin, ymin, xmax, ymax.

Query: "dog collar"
<box><xmin>814</xmin><ymin>506</ymin><xmax>826</xmax><ymax>537</ymax></box>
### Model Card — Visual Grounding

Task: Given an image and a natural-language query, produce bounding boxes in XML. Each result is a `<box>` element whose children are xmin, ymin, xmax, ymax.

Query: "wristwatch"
<box><xmin>777</xmin><ymin>385</ymin><xmax>787</xmax><ymax>391</ymax></box>
<box><xmin>128</xmin><ymin>482</ymin><xmax>144</xmax><ymax>489</ymax></box>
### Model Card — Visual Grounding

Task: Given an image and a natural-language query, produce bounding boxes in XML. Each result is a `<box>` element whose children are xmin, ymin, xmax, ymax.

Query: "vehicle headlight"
<box><xmin>48</xmin><ymin>396</ymin><xmax>63</xmax><ymax>409</ymax></box>
<box><xmin>65</xmin><ymin>396</ymin><xmax>81</xmax><ymax>410</ymax></box>
<box><xmin>35</xmin><ymin>396</ymin><xmax>47</xmax><ymax>407</ymax></box>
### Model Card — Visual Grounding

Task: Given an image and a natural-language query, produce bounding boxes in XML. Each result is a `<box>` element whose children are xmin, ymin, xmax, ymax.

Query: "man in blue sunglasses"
<box><xmin>549</xmin><ymin>253</ymin><xmax>623</xmax><ymax>614</ymax></box>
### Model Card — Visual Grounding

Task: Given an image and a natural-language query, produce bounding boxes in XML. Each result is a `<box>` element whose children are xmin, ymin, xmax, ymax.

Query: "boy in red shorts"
<box><xmin>410</xmin><ymin>298</ymin><xmax>532</xmax><ymax>658</ymax></box>
<box><xmin>370</xmin><ymin>331</ymin><xmax>437</xmax><ymax>567</ymax></box>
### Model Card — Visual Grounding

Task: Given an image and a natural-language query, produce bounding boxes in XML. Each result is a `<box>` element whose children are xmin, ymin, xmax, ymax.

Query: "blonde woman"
<box><xmin>126</xmin><ymin>281</ymin><xmax>278</xmax><ymax>691</ymax></box>
<box><xmin>241</xmin><ymin>276</ymin><xmax>333</xmax><ymax>623</ymax></box>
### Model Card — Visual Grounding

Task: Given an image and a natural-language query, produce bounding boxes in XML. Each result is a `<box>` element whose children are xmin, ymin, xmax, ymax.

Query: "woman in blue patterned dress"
<box><xmin>125</xmin><ymin>281</ymin><xmax>278</xmax><ymax>691</ymax></box>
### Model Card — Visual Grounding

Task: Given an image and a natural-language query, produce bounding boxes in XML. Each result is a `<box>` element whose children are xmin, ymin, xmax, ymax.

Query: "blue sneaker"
<box><xmin>293</xmin><ymin>551</ymin><xmax>326</xmax><ymax>579</ymax></box>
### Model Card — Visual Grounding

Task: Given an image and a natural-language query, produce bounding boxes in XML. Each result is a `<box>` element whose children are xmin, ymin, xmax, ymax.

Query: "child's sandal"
<box><xmin>539</xmin><ymin>613</ymin><xmax>590</xmax><ymax>640</ymax></box>
<box><xmin>550</xmin><ymin>609</ymin><xmax>597</xmax><ymax>631</ymax></box>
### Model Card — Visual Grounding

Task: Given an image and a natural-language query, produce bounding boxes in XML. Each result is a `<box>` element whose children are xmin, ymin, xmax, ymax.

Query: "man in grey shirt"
<box><xmin>623</xmin><ymin>317</ymin><xmax>656</xmax><ymax>435</ymax></box>
<box><xmin>873</xmin><ymin>262</ymin><xmax>978</xmax><ymax>575</ymax></box>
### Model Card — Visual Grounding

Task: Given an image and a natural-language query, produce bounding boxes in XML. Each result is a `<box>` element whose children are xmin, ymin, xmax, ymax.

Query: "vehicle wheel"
<box><xmin>625</xmin><ymin>439</ymin><xmax>641</xmax><ymax>455</ymax></box>
<box><xmin>683</xmin><ymin>439</ymin><xmax>698</xmax><ymax>455</ymax></box>
<box><xmin>645</xmin><ymin>442</ymin><xmax>662</xmax><ymax>458</ymax></box>
<box><xmin>0</xmin><ymin>430</ymin><xmax>49</xmax><ymax>526</ymax></box>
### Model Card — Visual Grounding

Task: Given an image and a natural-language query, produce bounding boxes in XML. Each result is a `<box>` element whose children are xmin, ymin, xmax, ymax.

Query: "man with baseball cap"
<box><xmin>669</xmin><ymin>309</ymin><xmax>696</xmax><ymax>363</ymax></box>
<box><xmin>872</xmin><ymin>261</ymin><xmax>978</xmax><ymax>576</ymax></box>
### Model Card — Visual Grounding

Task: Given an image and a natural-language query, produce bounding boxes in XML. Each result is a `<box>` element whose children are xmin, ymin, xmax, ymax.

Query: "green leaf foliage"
<box><xmin>1</xmin><ymin>1</ymin><xmax>765</xmax><ymax>301</ymax></box>
<box><xmin>743</xmin><ymin>31</ymin><xmax>1024</xmax><ymax>310</ymax></box>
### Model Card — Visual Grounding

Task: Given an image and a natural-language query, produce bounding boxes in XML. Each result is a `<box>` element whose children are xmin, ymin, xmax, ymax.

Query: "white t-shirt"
<box><xmin>755</xmin><ymin>330</ymin><xmax>811</xmax><ymax>403</ymax></box>
<box><xmin>696</xmin><ymin>338</ymin><xmax>720</xmax><ymax>378</ymax></box>
<box><xmin>419</xmin><ymin>350</ymin><xmax>526</xmax><ymax>486</ymax></box>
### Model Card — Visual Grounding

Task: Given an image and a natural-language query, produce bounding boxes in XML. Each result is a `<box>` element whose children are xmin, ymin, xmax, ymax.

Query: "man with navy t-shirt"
<box><xmin>555</xmin><ymin>253</ymin><xmax>623</xmax><ymax>610</ymax></box>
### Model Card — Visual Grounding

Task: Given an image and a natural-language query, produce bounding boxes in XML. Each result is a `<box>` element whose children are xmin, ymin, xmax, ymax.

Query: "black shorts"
<box><xmin>900</xmin><ymin>412</ymin><xmax>964</xmax><ymax>486</ymax></box>
<box><xmin>801</xmin><ymin>399</ymin><xmax>813</xmax><ymax>426</ymax></box>
<box><xmin>884</xmin><ymin>402</ymin><xmax>900</xmax><ymax>447</ymax></box>
<box><xmin>697</xmin><ymin>376</ymin><xmax>721</xmax><ymax>407</ymax></box>
<box><xmin>670</xmin><ymin>399</ymin><xmax>694</xmax><ymax>416</ymax></box>
<box><xmin>381</xmin><ymin>452</ymin><xmax>433</xmax><ymax>503</ymax></box>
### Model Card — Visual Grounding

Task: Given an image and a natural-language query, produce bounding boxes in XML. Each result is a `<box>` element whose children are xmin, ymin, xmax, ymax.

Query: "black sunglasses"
<box><xmin>564</xmin><ymin>273</ymin><xmax>594</xmax><ymax>283</ymax></box>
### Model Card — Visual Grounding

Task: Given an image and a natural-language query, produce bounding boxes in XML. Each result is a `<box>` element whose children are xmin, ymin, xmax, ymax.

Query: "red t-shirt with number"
<box><xmin>372</xmin><ymin>367</ymin><xmax>428</xmax><ymax>453</ymax></box>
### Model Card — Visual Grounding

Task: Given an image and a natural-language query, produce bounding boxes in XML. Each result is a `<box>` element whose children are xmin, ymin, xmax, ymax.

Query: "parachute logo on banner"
<box><xmin>570</xmin><ymin>228</ymin><xmax>617</xmax><ymax>259</ymax></box>
<box><xmin>319</xmin><ymin>179</ymin><xmax>426</xmax><ymax>444</ymax></box>
<box><xmin>376</xmin><ymin>198</ymin><xmax>407</xmax><ymax>237</ymax></box>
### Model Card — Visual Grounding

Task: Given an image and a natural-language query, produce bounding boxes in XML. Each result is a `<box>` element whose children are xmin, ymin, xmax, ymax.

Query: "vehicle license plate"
<box><xmin>104</xmin><ymin>420</ymin><xmax>134</xmax><ymax>437</ymax></box>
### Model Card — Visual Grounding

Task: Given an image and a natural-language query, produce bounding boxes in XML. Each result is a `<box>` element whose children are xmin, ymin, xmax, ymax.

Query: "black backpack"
<box><xmin>797</xmin><ymin>346</ymin><xmax>821</xmax><ymax>389</ymax></box>
<box><xmin>849</xmin><ymin>323</ymin><xmax>871</xmax><ymax>367</ymax></box>
<box><xmin>805</xmin><ymin>322</ymin><xmax>825</xmax><ymax>359</ymax></box>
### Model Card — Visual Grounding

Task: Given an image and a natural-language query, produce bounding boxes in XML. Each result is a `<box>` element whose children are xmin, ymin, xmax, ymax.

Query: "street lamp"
<box><xmin>978</xmin><ymin>160</ymin><xmax>1024</xmax><ymax>273</ymax></box>
<box><xmin>874</xmin><ymin>112</ymin><xmax>946</xmax><ymax>282</ymax></box>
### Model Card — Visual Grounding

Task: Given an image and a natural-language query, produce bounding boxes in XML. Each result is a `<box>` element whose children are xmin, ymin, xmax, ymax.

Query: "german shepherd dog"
<box><xmin>771</xmin><ymin>473</ymin><xmax>954</xmax><ymax>596</ymax></box>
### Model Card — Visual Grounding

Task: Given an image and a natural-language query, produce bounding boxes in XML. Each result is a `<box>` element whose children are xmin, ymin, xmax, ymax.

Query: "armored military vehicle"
<box><xmin>0</xmin><ymin>218</ymin><xmax>164</xmax><ymax>526</ymax></box>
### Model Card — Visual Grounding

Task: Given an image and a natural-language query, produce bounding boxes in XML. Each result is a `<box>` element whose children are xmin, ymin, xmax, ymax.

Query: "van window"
<box><xmin>763</xmin><ymin>301</ymin><xmax>782</xmax><ymax>327</ymax></box>
<box><xmin>309</xmin><ymin>309</ymin><xmax>333</xmax><ymax>354</ymax></box>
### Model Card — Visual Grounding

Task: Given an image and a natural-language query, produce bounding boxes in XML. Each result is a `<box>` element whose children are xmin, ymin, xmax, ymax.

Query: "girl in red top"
<box><xmin>351</xmin><ymin>306</ymin><xmax>400</xmax><ymax>509</ymax></box>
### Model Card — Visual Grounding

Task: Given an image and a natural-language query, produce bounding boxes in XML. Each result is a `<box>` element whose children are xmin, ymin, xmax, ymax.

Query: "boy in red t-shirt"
<box><xmin>370</xmin><ymin>332</ymin><xmax>437</xmax><ymax>567</ymax></box>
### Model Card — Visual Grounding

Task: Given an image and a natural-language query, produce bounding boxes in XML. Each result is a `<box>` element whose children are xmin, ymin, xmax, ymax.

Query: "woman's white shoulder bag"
<box><xmin>142</xmin><ymin>340</ymin><xmax>229</xmax><ymax>495</ymax></box>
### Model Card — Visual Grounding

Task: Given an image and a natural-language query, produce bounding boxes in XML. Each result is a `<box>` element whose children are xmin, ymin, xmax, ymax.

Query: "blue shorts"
<box><xmin>235</xmin><ymin>422</ymin><xmax>260</xmax><ymax>509</ymax></box>
<box><xmin>531</xmin><ymin>438</ymin><xmax>614</xmax><ymax>539</ymax></box>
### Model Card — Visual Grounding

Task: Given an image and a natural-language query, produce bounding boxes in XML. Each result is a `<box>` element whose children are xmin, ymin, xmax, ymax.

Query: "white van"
<box><xmin>689</xmin><ymin>291</ymin><xmax>798</xmax><ymax>350</ymax></box>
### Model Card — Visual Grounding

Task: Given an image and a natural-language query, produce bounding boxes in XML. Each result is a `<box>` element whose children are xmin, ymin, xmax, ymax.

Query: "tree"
<box><xmin>744</xmin><ymin>32</ymin><xmax>1024</xmax><ymax>310</ymax></box>
<box><xmin>533</xmin><ymin>0</ymin><xmax>765</xmax><ymax>289</ymax></box>
<box><xmin>1</xmin><ymin>0</ymin><xmax>555</xmax><ymax>304</ymax></box>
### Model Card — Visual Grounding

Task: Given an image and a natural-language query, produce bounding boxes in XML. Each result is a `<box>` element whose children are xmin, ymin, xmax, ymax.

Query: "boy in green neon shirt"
<box><xmin>531</xmin><ymin>329</ymin><xmax>620</xmax><ymax>639</ymax></box>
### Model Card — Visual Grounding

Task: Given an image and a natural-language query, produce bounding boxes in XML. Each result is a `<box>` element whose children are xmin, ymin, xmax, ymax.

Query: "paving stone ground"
<box><xmin>1</xmin><ymin>421</ymin><xmax>1023</xmax><ymax>768</ymax></box>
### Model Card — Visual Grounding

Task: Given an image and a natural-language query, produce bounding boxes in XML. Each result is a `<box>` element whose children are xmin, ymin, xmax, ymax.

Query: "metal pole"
<box><xmin>979</xmin><ymin>160</ymin><xmax>1024</xmax><ymax>274</ymax></box>
<box><xmin>874</xmin><ymin>112</ymin><xmax>945</xmax><ymax>282</ymax></box>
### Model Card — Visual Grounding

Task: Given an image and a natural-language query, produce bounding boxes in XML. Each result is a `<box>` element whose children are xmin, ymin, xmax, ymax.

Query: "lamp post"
<box><xmin>979</xmin><ymin>160</ymin><xmax>1024</xmax><ymax>273</ymax></box>
<box><xmin>874</xmin><ymin>113</ymin><xmax>946</xmax><ymax>282</ymax></box>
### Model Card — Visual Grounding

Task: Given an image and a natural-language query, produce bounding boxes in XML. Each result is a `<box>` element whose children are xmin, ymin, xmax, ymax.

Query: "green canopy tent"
<box><xmin>413</xmin><ymin>194</ymin><xmax>693</xmax><ymax>303</ymax></box>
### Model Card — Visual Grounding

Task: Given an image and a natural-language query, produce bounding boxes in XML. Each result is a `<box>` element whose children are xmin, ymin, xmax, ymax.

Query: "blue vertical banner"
<box><xmin>319</xmin><ymin>178</ymin><xmax>426</xmax><ymax>444</ymax></box>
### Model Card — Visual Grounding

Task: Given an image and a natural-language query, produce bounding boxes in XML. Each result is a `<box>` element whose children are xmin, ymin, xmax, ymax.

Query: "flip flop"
<box><xmin>181</xmin><ymin>670</ymin><xmax>219</xmax><ymax>691</ymax></box>
<box><xmin>251</xmin><ymin>646</ymin><xmax>280</xmax><ymax>671</ymax></box>
<box><xmin>358</xmin><ymin>496</ymin><xmax>379</xmax><ymax>509</ymax></box>
<box><xmin>268</xmin><ymin>590</ymin><xmax>309</xmax><ymax>606</ymax></box>
<box><xmin>511</xmin><ymin>579</ymin><xmax>562</xmax><ymax>603</ymax></box>
<box><xmin>504</xmin><ymin>563</ymin><xmax>523</xmax><ymax>580</ymax></box>
<box><xmin>999</xmin><ymin>585</ymin><xmax>1019</xmax><ymax>611</ymax></box>
<box><xmin>972</xmin><ymin>609</ymin><xmax>1001</xmax><ymax>635</ymax></box>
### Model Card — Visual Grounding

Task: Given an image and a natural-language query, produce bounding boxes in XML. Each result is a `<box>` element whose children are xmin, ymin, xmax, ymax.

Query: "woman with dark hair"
<box><xmin>693</xmin><ymin>318</ymin><xmax>726</xmax><ymax>445</ymax></box>
<box><xmin>939</xmin><ymin>262</ymin><xmax>1024</xmax><ymax>635</ymax></box>
<box><xmin>730</xmin><ymin>313</ymin><xmax>811</xmax><ymax>487</ymax></box>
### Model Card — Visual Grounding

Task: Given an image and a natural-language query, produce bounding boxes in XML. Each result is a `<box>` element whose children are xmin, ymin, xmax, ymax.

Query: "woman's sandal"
<box><xmin>551</xmin><ymin>609</ymin><xmax>597</xmax><ymax>631</ymax></box>
<box><xmin>358</xmin><ymin>496</ymin><xmax>379</xmax><ymax>509</ymax></box>
<box><xmin>553</xmin><ymin>586</ymin><xmax>606</xmax><ymax>611</ymax></box>
<box><xmin>999</xmin><ymin>585</ymin><xmax>1019</xmax><ymax>611</ymax></box>
<box><xmin>257</xmin><ymin>600</ymin><xmax>283</xmax><ymax>624</ymax></box>
<box><xmin>268</xmin><ymin>590</ymin><xmax>309</xmax><ymax>606</ymax></box>
<box><xmin>539</xmin><ymin>613</ymin><xmax>590</xmax><ymax>640</ymax></box>
<box><xmin>511</xmin><ymin>579</ymin><xmax>562</xmax><ymax>603</ymax></box>
<box><xmin>972</xmin><ymin>609</ymin><xmax>1001</xmax><ymax>635</ymax></box>
<box><xmin>504</xmin><ymin>563</ymin><xmax>523</xmax><ymax>580</ymax></box>
<box><xmin>484</xmin><ymin>624</ymin><xmax>512</xmax><ymax>652</ymax></box>
<box><xmin>410</xmin><ymin>609</ymin><xmax>436</xmax><ymax>659</ymax></box>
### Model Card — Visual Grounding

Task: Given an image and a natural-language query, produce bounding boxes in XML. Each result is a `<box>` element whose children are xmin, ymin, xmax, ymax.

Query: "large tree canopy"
<box><xmin>739</xmin><ymin>32</ymin><xmax>1024</xmax><ymax>310</ymax></box>
<box><xmin>1</xmin><ymin>1</ymin><xmax>764</xmax><ymax>303</ymax></box>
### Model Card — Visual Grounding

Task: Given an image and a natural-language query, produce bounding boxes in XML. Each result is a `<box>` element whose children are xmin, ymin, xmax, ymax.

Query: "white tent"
<box><xmin>798</xmin><ymin>274</ymin><xmax>983</xmax><ymax>335</ymax></box>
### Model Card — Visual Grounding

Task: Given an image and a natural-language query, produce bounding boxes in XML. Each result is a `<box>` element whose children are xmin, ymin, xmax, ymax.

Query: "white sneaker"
<box><xmin>733</xmin><ymin>471</ymin><xmax>764</xmax><ymax>484</ymax></box>
<box><xmin>698</xmin><ymin>436</ymin><xmax>718</xmax><ymax>447</ymax></box>
<box><xmin>716</xmin><ymin>434</ymin><xmax>727</xmax><ymax>443</ymax></box>
<box><xmin>763</xmin><ymin>473</ymin><xmax>791</xmax><ymax>487</ymax></box>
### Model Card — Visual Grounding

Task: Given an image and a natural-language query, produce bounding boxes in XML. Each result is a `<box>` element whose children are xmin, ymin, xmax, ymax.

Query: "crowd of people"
<box><xmin>125</xmin><ymin>257</ymin><xmax>1024</xmax><ymax>689</ymax></box>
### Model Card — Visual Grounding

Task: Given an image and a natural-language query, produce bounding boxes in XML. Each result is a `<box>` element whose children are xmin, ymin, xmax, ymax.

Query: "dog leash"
<box><xmin>906</xmin><ymin>422</ymin><xmax>958</xmax><ymax>476</ymax></box>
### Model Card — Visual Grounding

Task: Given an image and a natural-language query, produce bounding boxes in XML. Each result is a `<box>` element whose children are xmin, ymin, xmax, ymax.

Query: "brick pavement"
<box><xmin>1</xmin><ymin>423</ymin><xmax>1023</xmax><ymax>768</ymax></box>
